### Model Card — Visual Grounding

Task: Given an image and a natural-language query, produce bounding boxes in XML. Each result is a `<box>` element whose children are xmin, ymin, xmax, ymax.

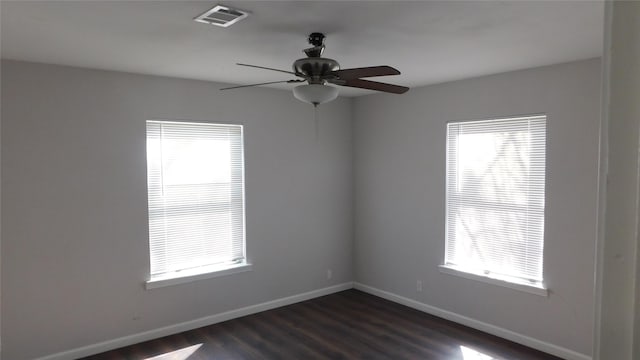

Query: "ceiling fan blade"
<box><xmin>338</xmin><ymin>78</ymin><xmax>409</xmax><ymax>94</ymax></box>
<box><xmin>236</xmin><ymin>63</ymin><xmax>299</xmax><ymax>76</ymax></box>
<box><xmin>220</xmin><ymin>79</ymin><xmax>304</xmax><ymax>90</ymax></box>
<box><xmin>331</xmin><ymin>66</ymin><xmax>400</xmax><ymax>80</ymax></box>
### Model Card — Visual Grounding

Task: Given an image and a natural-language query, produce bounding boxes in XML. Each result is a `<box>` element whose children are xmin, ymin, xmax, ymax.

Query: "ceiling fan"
<box><xmin>220</xmin><ymin>33</ymin><xmax>409</xmax><ymax>106</ymax></box>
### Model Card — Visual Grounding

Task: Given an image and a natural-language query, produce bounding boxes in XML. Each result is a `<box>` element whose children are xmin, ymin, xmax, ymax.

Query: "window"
<box><xmin>443</xmin><ymin>115</ymin><xmax>546</xmax><ymax>292</ymax></box>
<box><xmin>145</xmin><ymin>120</ymin><xmax>248</xmax><ymax>288</ymax></box>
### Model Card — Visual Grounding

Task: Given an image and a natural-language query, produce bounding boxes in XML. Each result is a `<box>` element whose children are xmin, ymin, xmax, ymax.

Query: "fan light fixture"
<box><xmin>293</xmin><ymin>84</ymin><xmax>339</xmax><ymax>106</ymax></box>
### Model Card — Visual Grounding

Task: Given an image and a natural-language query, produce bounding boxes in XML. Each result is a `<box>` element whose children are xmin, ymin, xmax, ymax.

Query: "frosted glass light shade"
<box><xmin>293</xmin><ymin>84</ymin><xmax>339</xmax><ymax>106</ymax></box>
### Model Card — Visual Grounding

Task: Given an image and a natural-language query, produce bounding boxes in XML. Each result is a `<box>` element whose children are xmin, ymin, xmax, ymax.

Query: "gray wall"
<box><xmin>0</xmin><ymin>60</ymin><xmax>353</xmax><ymax>359</ymax></box>
<box><xmin>353</xmin><ymin>58</ymin><xmax>601</xmax><ymax>356</ymax></box>
<box><xmin>1</xmin><ymin>58</ymin><xmax>604</xmax><ymax>359</ymax></box>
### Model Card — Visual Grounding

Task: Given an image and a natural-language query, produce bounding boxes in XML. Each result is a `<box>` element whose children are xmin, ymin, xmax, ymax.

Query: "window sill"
<box><xmin>146</xmin><ymin>262</ymin><xmax>252</xmax><ymax>290</ymax></box>
<box><xmin>438</xmin><ymin>265</ymin><xmax>548</xmax><ymax>297</ymax></box>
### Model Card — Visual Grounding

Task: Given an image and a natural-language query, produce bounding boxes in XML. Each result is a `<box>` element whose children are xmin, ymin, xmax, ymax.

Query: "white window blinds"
<box><xmin>146</xmin><ymin>120</ymin><xmax>245</xmax><ymax>279</ymax></box>
<box><xmin>445</xmin><ymin>115</ymin><xmax>546</xmax><ymax>285</ymax></box>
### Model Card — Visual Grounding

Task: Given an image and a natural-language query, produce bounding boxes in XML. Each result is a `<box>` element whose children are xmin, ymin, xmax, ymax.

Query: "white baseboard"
<box><xmin>353</xmin><ymin>282</ymin><xmax>591</xmax><ymax>360</ymax></box>
<box><xmin>35</xmin><ymin>282</ymin><xmax>353</xmax><ymax>360</ymax></box>
<box><xmin>33</xmin><ymin>281</ymin><xmax>591</xmax><ymax>360</ymax></box>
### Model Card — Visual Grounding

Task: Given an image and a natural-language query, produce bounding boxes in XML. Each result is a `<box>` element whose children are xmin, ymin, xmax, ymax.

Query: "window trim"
<box><xmin>145</xmin><ymin>119</ymin><xmax>248</xmax><ymax>288</ymax></box>
<box><xmin>438</xmin><ymin>264</ymin><xmax>548</xmax><ymax>296</ymax></box>
<box><xmin>443</xmin><ymin>114</ymin><xmax>547</xmax><ymax>295</ymax></box>
<box><xmin>146</xmin><ymin>261</ymin><xmax>252</xmax><ymax>290</ymax></box>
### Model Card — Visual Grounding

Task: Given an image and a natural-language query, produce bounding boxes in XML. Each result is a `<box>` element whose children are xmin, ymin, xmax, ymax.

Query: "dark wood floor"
<box><xmin>81</xmin><ymin>290</ymin><xmax>562</xmax><ymax>360</ymax></box>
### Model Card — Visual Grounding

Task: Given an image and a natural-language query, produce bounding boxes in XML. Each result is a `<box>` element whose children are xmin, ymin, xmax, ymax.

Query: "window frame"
<box><xmin>144</xmin><ymin>119</ymin><xmax>251</xmax><ymax>289</ymax></box>
<box><xmin>441</xmin><ymin>114</ymin><xmax>548</xmax><ymax>296</ymax></box>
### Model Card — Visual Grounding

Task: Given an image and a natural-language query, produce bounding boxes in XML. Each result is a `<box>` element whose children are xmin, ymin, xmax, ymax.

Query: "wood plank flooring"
<box><xmin>81</xmin><ymin>290</ymin><xmax>562</xmax><ymax>360</ymax></box>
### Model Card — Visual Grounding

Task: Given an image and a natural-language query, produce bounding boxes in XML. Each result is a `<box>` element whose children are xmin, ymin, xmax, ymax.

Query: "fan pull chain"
<box><xmin>314</xmin><ymin>104</ymin><xmax>320</xmax><ymax>142</ymax></box>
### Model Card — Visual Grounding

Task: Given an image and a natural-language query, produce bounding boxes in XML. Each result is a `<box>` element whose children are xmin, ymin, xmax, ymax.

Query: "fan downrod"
<box><xmin>308</xmin><ymin>32</ymin><xmax>325</xmax><ymax>47</ymax></box>
<box><xmin>304</xmin><ymin>32</ymin><xmax>327</xmax><ymax>58</ymax></box>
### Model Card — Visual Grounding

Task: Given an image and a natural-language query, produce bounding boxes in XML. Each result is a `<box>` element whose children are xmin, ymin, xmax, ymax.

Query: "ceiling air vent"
<box><xmin>194</xmin><ymin>5</ymin><xmax>249</xmax><ymax>28</ymax></box>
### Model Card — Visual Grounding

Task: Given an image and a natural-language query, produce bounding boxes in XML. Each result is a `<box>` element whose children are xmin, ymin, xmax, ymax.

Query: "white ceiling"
<box><xmin>0</xmin><ymin>0</ymin><xmax>604</xmax><ymax>97</ymax></box>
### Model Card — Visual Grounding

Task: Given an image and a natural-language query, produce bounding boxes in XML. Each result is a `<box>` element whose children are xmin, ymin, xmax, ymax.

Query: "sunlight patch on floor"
<box><xmin>145</xmin><ymin>344</ymin><xmax>203</xmax><ymax>360</ymax></box>
<box><xmin>460</xmin><ymin>345</ymin><xmax>495</xmax><ymax>360</ymax></box>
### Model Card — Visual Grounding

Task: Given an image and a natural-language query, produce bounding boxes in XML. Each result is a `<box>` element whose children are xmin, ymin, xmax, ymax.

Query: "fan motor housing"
<box><xmin>293</xmin><ymin>58</ymin><xmax>340</xmax><ymax>82</ymax></box>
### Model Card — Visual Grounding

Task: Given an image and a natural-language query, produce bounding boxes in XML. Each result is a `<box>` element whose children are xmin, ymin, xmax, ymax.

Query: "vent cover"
<box><xmin>194</xmin><ymin>5</ymin><xmax>249</xmax><ymax>27</ymax></box>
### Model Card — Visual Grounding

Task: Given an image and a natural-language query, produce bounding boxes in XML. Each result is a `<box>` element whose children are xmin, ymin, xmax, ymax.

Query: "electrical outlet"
<box><xmin>416</xmin><ymin>280</ymin><xmax>423</xmax><ymax>292</ymax></box>
<box><xmin>327</xmin><ymin>269</ymin><xmax>332</xmax><ymax>280</ymax></box>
